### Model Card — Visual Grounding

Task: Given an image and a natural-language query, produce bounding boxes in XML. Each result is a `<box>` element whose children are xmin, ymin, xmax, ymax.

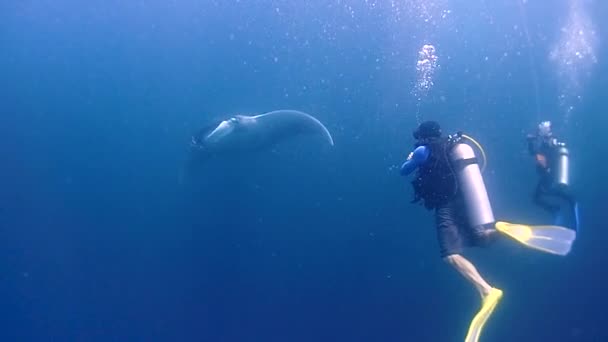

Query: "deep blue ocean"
<box><xmin>1</xmin><ymin>1</ymin><xmax>607</xmax><ymax>341</ymax></box>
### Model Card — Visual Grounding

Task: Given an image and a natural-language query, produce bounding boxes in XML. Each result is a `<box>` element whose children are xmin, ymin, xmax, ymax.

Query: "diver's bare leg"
<box><xmin>444</xmin><ymin>254</ymin><xmax>492</xmax><ymax>299</ymax></box>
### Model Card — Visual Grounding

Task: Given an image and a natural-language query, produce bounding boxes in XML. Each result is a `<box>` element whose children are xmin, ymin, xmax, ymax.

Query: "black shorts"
<box><xmin>435</xmin><ymin>197</ymin><xmax>489</xmax><ymax>258</ymax></box>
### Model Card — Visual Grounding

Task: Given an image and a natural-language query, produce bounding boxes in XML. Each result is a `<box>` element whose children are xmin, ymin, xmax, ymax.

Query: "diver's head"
<box><xmin>537</xmin><ymin>120</ymin><xmax>552</xmax><ymax>138</ymax></box>
<box><xmin>413</xmin><ymin>120</ymin><xmax>442</xmax><ymax>140</ymax></box>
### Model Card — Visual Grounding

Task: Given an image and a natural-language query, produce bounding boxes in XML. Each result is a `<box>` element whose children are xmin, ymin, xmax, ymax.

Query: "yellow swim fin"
<box><xmin>465</xmin><ymin>288</ymin><xmax>503</xmax><ymax>342</ymax></box>
<box><xmin>495</xmin><ymin>221</ymin><xmax>576</xmax><ymax>256</ymax></box>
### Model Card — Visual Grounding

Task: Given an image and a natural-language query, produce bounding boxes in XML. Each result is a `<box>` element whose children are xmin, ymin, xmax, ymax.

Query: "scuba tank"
<box><xmin>553</xmin><ymin>143</ymin><xmax>570</xmax><ymax>188</ymax></box>
<box><xmin>448</xmin><ymin>134</ymin><xmax>495</xmax><ymax>228</ymax></box>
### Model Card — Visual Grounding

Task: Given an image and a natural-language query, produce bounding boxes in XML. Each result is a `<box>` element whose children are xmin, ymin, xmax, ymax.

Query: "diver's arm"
<box><xmin>526</xmin><ymin>135</ymin><xmax>549</xmax><ymax>169</ymax></box>
<box><xmin>526</xmin><ymin>134</ymin><xmax>538</xmax><ymax>155</ymax></box>
<box><xmin>400</xmin><ymin>146</ymin><xmax>429</xmax><ymax>176</ymax></box>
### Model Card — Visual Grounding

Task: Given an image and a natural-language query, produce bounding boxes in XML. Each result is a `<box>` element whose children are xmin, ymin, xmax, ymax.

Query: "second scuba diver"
<box><xmin>527</xmin><ymin>120</ymin><xmax>579</xmax><ymax>231</ymax></box>
<box><xmin>400</xmin><ymin>121</ymin><xmax>576</xmax><ymax>342</ymax></box>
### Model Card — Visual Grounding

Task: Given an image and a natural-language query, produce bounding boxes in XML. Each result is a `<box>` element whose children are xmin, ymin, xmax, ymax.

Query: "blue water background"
<box><xmin>1</xmin><ymin>1</ymin><xmax>607</xmax><ymax>341</ymax></box>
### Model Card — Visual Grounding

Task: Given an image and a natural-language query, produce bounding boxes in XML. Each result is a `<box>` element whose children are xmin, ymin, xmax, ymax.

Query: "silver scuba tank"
<box><xmin>449</xmin><ymin>142</ymin><xmax>495</xmax><ymax>228</ymax></box>
<box><xmin>554</xmin><ymin>144</ymin><xmax>570</xmax><ymax>187</ymax></box>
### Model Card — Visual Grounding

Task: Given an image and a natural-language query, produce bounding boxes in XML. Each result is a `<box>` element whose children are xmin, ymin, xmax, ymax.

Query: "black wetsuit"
<box><xmin>527</xmin><ymin>135</ymin><xmax>578</xmax><ymax>230</ymax></box>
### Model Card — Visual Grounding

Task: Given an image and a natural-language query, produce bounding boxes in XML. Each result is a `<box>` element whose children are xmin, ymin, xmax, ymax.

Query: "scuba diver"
<box><xmin>400</xmin><ymin>121</ymin><xmax>576</xmax><ymax>342</ymax></box>
<box><xmin>527</xmin><ymin>121</ymin><xmax>579</xmax><ymax>231</ymax></box>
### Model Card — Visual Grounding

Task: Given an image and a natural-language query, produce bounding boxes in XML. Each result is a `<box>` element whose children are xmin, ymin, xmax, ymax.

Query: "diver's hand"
<box><xmin>535</xmin><ymin>154</ymin><xmax>548</xmax><ymax>168</ymax></box>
